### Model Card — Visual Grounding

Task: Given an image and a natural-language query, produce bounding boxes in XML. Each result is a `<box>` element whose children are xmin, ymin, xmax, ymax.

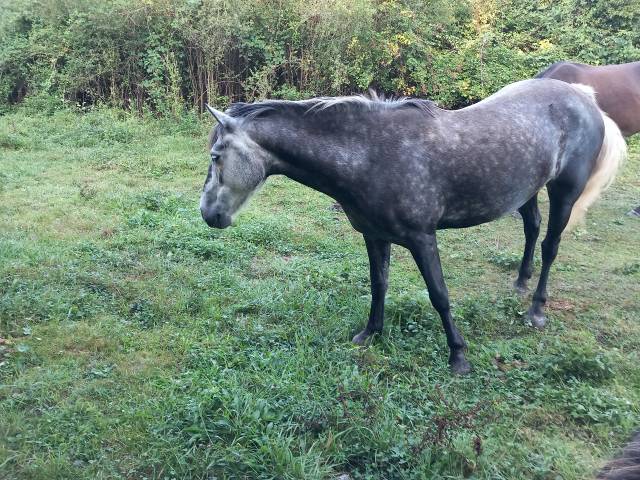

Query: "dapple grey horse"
<box><xmin>200</xmin><ymin>79</ymin><xmax>626</xmax><ymax>374</ymax></box>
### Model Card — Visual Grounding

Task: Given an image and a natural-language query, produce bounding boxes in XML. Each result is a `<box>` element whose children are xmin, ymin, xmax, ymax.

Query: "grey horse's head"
<box><xmin>200</xmin><ymin>105</ymin><xmax>271</xmax><ymax>228</ymax></box>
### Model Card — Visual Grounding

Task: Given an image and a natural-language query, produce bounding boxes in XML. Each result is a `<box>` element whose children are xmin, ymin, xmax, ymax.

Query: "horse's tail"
<box><xmin>567</xmin><ymin>83</ymin><xmax>627</xmax><ymax>229</ymax></box>
<box><xmin>597</xmin><ymin>431</ymin><xmax>640</xmax><ymax>480</ymax></box>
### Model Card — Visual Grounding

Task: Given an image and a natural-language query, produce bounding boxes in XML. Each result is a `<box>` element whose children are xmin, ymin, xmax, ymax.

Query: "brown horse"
<box><xmin>537</xmin><ymin>61</ymin><xmax>640</xmax><ymax>216</ymax></box>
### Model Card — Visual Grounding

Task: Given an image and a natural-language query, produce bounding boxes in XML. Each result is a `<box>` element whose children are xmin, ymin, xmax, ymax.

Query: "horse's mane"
<box><xmin>206</xmin><ymin>92</ymin><xmax>437</xmax><ymax>149</ymax></box>
<box><xmin>598</xmin><ymin>431</ymin><xmax>640</xmax><ymax>480</ymax></box>
<box><xmin>225</xmin><ymin>92</ymin><xmax>437</xmax><ymax>120</ymax></box>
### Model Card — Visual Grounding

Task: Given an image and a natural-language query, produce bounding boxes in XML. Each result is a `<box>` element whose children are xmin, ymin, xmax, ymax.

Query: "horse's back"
<box><xmin>464</xmin><ymin>78</ymin><xmax>603</xmax><ymax>133</ymax></box>
<box><xmin>433</xmin><ymin>79</ymin><xmax>604</xmax><ymax>228</ymax></box>
<box><xmin>537</xmin><ymin>61</ymin><xmax>640</xmax><ymax>84</ymax></box>
<box><xmin>535</xmin><ymin>61</ymin><xmax>585</xmax><ymax>82</ymax></box>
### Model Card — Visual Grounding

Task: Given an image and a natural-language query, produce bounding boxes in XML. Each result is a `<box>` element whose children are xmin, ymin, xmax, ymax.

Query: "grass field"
<box><xmin>0</xmin><ymin>107</ymin><xmax>639</xmax><ymax>479</ymax></box>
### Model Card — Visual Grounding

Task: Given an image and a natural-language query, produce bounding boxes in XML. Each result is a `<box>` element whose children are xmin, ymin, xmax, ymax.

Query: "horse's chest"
<box><xmin>340</xmin><ymin>204</ymin><xmax>398</xmax><ymax>241</ymax></box>
<box><xmin>341</xmin><ymin>206</ymin><xmax>375</xmax><ymax>234</ymax></box>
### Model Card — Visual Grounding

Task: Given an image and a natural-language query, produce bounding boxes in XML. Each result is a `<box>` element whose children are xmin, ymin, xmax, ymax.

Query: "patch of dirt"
<box><xmin>547</xmin><ymin>299</ymin><xmax>575</xmax><ymax>311</ymax></box>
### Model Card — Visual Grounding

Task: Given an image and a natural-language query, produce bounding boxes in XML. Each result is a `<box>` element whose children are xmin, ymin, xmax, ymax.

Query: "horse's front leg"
<box><xmin>408</xmin><ymin>233</ymin><xmax>471</xmax><ymax>374</ymax></box>
<box><xmin>352</xmin><ymin>236</ymin><xmax>390</xmax><ymax>345</ymax></box>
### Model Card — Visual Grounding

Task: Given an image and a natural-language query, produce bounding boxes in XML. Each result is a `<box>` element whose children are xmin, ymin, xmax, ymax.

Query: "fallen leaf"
<box><xmin>493</xmin><ymin>355</ymin><xmax>527</xmax><ymax>372</ymax></box>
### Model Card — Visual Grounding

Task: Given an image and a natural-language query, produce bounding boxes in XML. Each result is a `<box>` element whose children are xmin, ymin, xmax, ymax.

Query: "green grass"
<box><xmin>0</xmin><ymin>107</ymin><xmax>638</xmax><ymax>479</ymax></box>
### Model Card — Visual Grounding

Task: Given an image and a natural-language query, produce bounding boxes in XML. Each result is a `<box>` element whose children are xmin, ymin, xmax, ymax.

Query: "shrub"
<box><xmin>1</xmin><ymin>0</ymin><xmax>638</xmax><ymax>112</ymax></box>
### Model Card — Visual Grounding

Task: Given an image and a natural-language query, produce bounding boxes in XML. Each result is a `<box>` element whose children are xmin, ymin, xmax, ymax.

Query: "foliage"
<box><xmin>1</xmin><ymin>0</ymin><xmax>639</xmax><ymax>113</ymax></box>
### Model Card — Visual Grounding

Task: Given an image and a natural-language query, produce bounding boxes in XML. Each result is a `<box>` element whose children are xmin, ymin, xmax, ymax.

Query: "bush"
<box><xmin>1</xmin><ymin>0</ymin><xmax>638</xmax><ymax>112</ymax></box>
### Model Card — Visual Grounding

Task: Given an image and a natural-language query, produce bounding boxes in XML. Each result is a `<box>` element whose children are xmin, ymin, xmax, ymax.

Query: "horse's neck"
<box><xmin>256</xmin><ymin>118</ymin><xmax>358</xmax><ymax>201</ymax></box>
<box><xmin>275</xmin><ymin>160</ymin><xmax>346</xmax><ymax>200</ymax></box>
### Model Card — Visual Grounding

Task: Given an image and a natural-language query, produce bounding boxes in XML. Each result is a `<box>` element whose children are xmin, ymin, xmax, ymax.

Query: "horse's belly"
<box><xmin>437</xmin><ymin>172</ymin><xmax>549</xmax><ymax>229</ymax></box>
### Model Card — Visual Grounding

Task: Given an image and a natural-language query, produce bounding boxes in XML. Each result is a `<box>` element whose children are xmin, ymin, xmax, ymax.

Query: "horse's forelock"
<box><xmin>208</xmin><ymin>125</ymin><xmax>221</xmax><ymax>150</ymax></box>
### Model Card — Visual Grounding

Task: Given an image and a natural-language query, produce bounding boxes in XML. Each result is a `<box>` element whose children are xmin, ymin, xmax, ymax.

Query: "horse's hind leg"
<box><xmin>409</xmin><ymin>233</ymin><xmax>470</xmax><ymax>374</ymax></box>
<box><xmin>515</xmin><ymin>195</ymin><xmax>542</xmax><ymax>294</ymax></box>
<box><xmin>353</xmin><ymin>236</ymin><xmax>391</xmax><ymax>345</ymax></box>
<box><xmin>527</xmin><ymin>182</ymin><xmax>581</xmax><ymax>328</ymax></box>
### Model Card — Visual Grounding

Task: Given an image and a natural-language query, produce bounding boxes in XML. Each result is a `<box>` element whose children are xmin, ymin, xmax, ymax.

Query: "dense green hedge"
<box><xmin>1</xmin><ymin>0</ymin><xmax>638</xmax><ymax>113</ymax></box>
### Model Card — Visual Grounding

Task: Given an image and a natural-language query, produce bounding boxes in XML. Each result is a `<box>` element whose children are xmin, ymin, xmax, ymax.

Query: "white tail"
<box><xmin>566</xmin><ymin>84</ymin><xmax>627</xmax><ymax>229</ymax></box>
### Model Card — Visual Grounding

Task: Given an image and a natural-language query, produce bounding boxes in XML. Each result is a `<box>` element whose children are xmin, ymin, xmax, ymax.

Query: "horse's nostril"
<box><xmin>200</xmin><ymin>208</ymin><xmax>214</xmax><ymax>227</ymax></box>
<box><xmin>200</xmin><ymin>208</ymin><xmax>230</xmax><ymax>228</ymax></box>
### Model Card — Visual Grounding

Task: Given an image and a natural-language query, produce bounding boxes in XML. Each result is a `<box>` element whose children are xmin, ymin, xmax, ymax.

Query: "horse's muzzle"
<box><xmin>201</xmin><ymin>209</ymin><xmax>232</xmax><ymax>229</ymax></box>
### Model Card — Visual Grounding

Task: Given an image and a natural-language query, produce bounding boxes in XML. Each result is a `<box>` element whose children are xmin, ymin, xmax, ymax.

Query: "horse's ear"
<box><xmin>205</xmin><ymin>104</ymin><xmax>235</xmax><ymax>129</ymax></box>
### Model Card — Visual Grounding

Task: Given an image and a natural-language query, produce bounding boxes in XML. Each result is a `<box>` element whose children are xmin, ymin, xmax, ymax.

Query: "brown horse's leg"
<box><xmin>409</xmin><ymin>233</ymin><xmax>471</xmax><ymax>374</ymax></box>
<box><xmin>353</xmin><ymin>236</ymin><xmax>390</xmax><ymax>344</ymax></box>
<box><xmin>515</xmin><ymin>195</ymin><xmax>542</xmax><ymax>294</ymax></box>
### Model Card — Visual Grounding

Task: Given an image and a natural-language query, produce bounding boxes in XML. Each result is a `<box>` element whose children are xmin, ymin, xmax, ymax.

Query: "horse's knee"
<box><xmin>532</xmin><ymin>211</ymin><xmax>542</xmax><ymax>230</ymax></box>
<box><xmin>541</xmin><ymin>237</ymin><xmax>560</xmax><ymax>263</ymax></box>
<box><xmin>429</xmin><ymin>294</ymin><xmax>451</xmax><ymax>317</ymax></box>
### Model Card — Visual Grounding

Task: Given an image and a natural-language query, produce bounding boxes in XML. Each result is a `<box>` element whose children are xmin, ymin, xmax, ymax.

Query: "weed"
<box><xmin>486</xmin><ymin>248</ymin><xmax>522</xmax><ymax>270</ymax></box>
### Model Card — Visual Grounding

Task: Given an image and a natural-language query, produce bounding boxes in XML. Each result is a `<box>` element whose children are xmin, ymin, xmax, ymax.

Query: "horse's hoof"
<box><xmin>352</xmin><ymin>330</ymin><xmax>375</xmax><ymax>346</ymax></box>
<box><xmin>449</xmin><ymin>354</ymin><xmax>472</xmax><ymax>375</ymax></box>
<box><xmin>527</xmin><ymin>310</ymin><xmax>547</xmax><ymax>329</ymax></box>
<box><xmin>450</xmin><ymin>359</ymin><xmax>472</xmax><ymax>375</ymax></box>
<box><xmin>513</xmin><ymin>280</ymin><xmax>528</xmax><ymax>296</ymax></box>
